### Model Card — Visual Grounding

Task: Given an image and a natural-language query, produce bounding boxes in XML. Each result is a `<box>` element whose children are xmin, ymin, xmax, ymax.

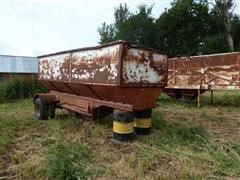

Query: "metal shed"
<box><xmin>0</xmin><ymin>55</ymin><xmax>38</xmax><ymax>81</ymax></box>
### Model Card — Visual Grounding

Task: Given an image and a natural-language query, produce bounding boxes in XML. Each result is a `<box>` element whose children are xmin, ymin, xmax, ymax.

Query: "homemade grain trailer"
<box><xmin>34</xmin><ymin>41</ymin><xmax>167</xmax><ymax>140</ymax></box>
<box><xmin>165</xmin><ymin>52</ymin><xmax>240</xmax><ymax>101</ymax></box>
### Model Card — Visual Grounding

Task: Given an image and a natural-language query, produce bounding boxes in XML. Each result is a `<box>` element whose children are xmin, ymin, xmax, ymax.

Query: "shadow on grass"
<box><xmin>54</xmin><ymin>110</ymin><xmax>113</xmax><ymax>129</ymax></box>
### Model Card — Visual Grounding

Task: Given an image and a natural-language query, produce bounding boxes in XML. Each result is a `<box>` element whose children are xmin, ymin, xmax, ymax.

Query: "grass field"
<box><xmin>0</xmin><ymin>91</ymin><xmax>240</xmax><ymax>179</ymax></box>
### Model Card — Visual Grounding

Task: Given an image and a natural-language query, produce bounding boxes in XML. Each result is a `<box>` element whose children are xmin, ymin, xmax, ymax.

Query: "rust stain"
<box><xmin>37</xmin><ymin>41</ymin><xmax>167</xmax><ymax>114</ymax></box>
<box><xmin>38</xmin><ymin>41</ymin><xmax>167</xmax><ymax>87</ymax></box>
<box><xmin>36</xmin><ymin>41</ymin><xmax>171</xmax><ymax>118</ymax></box>
<box><xmin>71</xmin><ymin>44</ymin><xmax>120</xmax><ymax>84</ymax></box>
<box><xmin>122</xmin><ymin>48</ymin><xmax>167</xmax><ymax>86</ymax></box>
<box><xmin>167</xmin><ymin>52</ymin><xmax>240</xmax><ymax>90</ymax></box>
<box><xmin>39</xmin><ymin>54</ymin><xmax>70</xmax><ymax>81</ymax></box>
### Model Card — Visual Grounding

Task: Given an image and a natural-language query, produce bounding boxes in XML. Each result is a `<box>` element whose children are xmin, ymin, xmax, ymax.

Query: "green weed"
<box><xmin>147</xmin><ymin>118</ymin><xmax>208</xmax><ymax>150</ymax></box>
<box><xmin>208</xmin><ymin>143</ymin><xmax>240</xmax><ymax>176</ymax></box>
<box><xmin>0</xmin><ymin>78</ymin><xmax>47</xmax><ymax>104</ymax></box>
<box><xmin>43</xmin><ymin>143</ymin><xmax>93</xmax><ymax>180</ymax></box>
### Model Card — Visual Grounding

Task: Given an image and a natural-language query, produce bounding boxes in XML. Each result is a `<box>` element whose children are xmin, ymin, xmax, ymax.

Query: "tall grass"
<box><xmin>208</xmin><ymin>143</ymin><xmax>240</xmax><ymax>176</ymax></box>
<box><xmin>43</xmin><ymin>143</ymin><xmax>94</xmax><ymax>180</ymax></box>
<box><xmin>151</xmin><ymin>115</ymin><xmax>208</xmax><ymax>150</ymax></box>
<box><xmin>0</xmin><ymin>77</ymin><xmax>47</xmax><ymax>104</ymax></box>
<box><xmin>0</xmin><ymin>120</ymin><xmax>16</xmax><ymax>154</ymax></box>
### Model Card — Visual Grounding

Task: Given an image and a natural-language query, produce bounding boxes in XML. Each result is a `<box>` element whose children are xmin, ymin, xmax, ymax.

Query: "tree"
<box><xmin>97</xmin><ymin>3</ymin><xmax>131</xmax><ymax>44</ymax></box>
<box><xmin>98</xmin><ymin>0</ymin><xmax>240</xmax><ymax>57</ymax></box>
<box><xmin>156</xmin><ymin>0</ymin><xmax>211</xmax><ymax>57</ymax></box>
<box><xmin>211</xmin><ymin>0</ymin><xmax>235</xmax><ymax>51</ymax></box>
<box><xmin>98</xmin><ymin>23</ymin><xmax>116</xmax><ymax>43</ymax></box>
<box><xmin>97</xmin><ymin>3</ymin><xmax>159</xmax><ymax>49</ymax></box>
<box><xmin>231</xmin><ymin>15</ymin><xmax>240</xmax><ymax>50</ymax></box>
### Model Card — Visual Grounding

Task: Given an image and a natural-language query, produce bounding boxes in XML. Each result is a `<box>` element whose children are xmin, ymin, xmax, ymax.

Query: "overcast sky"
<box><xmin>0</xmin><ymin>0</ymin><xmax>239</xmax><ymax>57</ymax></box>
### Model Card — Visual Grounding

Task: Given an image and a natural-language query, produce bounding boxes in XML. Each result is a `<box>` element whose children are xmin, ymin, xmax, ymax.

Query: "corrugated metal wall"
<box><xmin>0</xmin><ymin>55</ymin><xmax>38</xmax><ymax>73</ymax></box>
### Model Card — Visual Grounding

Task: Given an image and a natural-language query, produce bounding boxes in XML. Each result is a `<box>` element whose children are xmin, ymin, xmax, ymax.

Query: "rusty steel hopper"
<box><xmin>35</xmin><ymin>41</ymin><xmax>167</xmax><ymax>120</ymax></box>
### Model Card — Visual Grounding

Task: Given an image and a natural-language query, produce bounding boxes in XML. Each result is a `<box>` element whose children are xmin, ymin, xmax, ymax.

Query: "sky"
<box><xmin>0</xmin><ymin>0</ymin><xmax>239</xmax><ymax>57</ymax></box>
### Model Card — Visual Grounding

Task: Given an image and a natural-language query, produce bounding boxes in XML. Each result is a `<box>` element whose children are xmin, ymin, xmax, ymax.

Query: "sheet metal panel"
<box><xmin>0</xmin><ymin>55</ymin><xmax>38</xmax><ymax>73</ymax></box>
<box><xmin>71</xmin><ymin>44</ymin><xmax>121</xmax><ymax>85</ymax></box>
<box><xmin>167</xmin><ymin>52</ymin><xmax>240</xmax><ymax>90</ymax></box>
<box><xmin>38</xmin><ymin>41</ymin><xmax>167</xmax><ymax>87</ymax></box>
<box><xmin>122</xmin><ymin>48</ymin><xmax>167</xmax><ymax>86</ymax></box>
<box><xmin>39</xmin><ymin>54</ymin><xmax>70</xmax><ymax>81</ymax></box>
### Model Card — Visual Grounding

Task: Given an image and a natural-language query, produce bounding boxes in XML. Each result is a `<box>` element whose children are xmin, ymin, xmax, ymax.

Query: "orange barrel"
<box><xmin>113</xmin><ymin>110</ymin><xmax>134</xmax><ymax>141</ymax></box>
<box><xmin>134</xmin><ymin>109</ymin><xmax>152</xmax><ymax>135</ymax></box>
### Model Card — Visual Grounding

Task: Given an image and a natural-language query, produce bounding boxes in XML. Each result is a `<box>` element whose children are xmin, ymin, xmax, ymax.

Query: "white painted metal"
<box><xmin>122</xmin><ymin>48</ymin><xmax>167</xmax><ymax>84</ymax></box>
<box><xmin>39</xmin><ymin>53</ymin><xmax>70</xmax><ymax>81</ymax></box>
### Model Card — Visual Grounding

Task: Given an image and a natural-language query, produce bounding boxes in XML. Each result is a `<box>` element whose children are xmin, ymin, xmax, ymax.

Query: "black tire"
<box><xmin>34</xmin><ymin>98</ymin><xmax>49</xmax><ymax>120</ymax></box>
<box><xmin>49</xmin><ymin>103</ymin><xmax>55</xmax><ymax>119</ymax></box>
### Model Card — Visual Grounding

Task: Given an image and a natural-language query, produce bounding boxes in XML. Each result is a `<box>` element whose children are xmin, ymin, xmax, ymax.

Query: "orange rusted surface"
<box><xmin>167</xmin><ymin>52</ymin><xmax>240</xmax><ymax>91</ymax></box>
<box><xmin>38</xmin><ymin>41</ymin><xmax>167</xmax><ymax>87</ymax></box>
<box><xmin>37</xmin><ymin>41</ymin><xmax>167</xmax><ymax>117</ymax></box>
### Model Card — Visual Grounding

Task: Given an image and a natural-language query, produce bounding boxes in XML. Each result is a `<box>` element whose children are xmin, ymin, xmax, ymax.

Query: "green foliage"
<box><xmin>98</xmin><ymin>23</ymin><xmax>116</xmax><ymax>44</ymax></box>
<box><xmin>158</xmin><ymin>93</ymin><xmax>171</xmax><ymax>101</ymax></box>
<box><xmin>98</xmin><ymin>0</ymin><xmax>240</xmax><ymax>57</ymax></box>
<box><xmin>232</xmin><ymin>15</ymin><xmax>240</xmax><ymax>51</ymax></box>
<box><xmin>157</xmin><ymin>0</ymin><xmax>211</xmax><ymax>57</ymax></box>
<box><xmin>0</xmin><ymin>77</ymin><xmax>47</xmax><ymax>103</ymax></box>
<box><xmin>44</xmin><ymin>143</ymin><xmax>92</xmax><ymax>180</ymax></box>
<box><xmin>98</xmin><ymin>3</ymin><xmax>159</xmax><ymax>49</ymax></box>
<box><xmin>200</xmin><ymin>34</ymin><xmax>230</xmax><ymax>54</ymax></box>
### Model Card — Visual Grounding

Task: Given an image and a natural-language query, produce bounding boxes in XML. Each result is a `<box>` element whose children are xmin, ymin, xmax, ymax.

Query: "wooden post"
<box><xmin>198</xmin><ymin>84</ymin><xmax>201</xmax><ymax>108</ymax></box>
<box><xmin>210</xmin><ymin>90</ymin><xmax>213</xmax><ymax>104</ymax></box>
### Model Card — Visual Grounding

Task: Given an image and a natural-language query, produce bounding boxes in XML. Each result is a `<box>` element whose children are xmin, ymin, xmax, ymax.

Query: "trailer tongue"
<box><xmin>34</xmin><ymin>41</ymin><xmax>167</xmax><ymax>140</ymax></box>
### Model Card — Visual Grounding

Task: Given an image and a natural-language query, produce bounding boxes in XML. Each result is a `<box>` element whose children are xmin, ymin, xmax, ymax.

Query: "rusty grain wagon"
<box><xmin>34</xmin><ymin>41</ymin><xmax>167</xmax><ymax>140</ymax></box>
<box><xmin>165</xmin><ymin>52</ymin><xmax>240</xmax><ymax>99</ymax></box>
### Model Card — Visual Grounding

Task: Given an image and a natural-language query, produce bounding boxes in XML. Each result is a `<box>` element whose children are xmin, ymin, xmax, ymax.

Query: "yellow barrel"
<box><xmin>113</xmin><ymin>110</ymin><xmax>134</xmax><ymax>141</ymax></box>
<box><xmin>134</xmin><ymin>109</ymin><xmax>152</xmax><ymax>135</ymax></box>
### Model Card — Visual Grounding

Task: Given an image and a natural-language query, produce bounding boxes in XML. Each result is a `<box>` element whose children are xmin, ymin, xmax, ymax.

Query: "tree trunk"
<box><xmin>223</xmin><ymin>0</ymin><xmax>234</xmax><ymax>51</ymax></box>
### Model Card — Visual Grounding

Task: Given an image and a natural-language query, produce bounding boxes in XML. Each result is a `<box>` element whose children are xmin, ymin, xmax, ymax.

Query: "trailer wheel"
<box><xmin>34</xmin><ymin>98</ymin><xmax>49</xmax><ymax>120</ymax></box>
<box><xmin>49</xmin><ymin>103</ymin><xmax>55</xmax><ymax>119</ymax></box>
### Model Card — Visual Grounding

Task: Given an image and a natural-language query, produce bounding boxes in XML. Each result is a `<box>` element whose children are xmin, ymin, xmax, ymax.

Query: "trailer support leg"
<box><xmin>198</xmin><ymin>85</ymin><xmax>201</xmax><ymax>108</ymax></box>
<box><xmin>113</xmin><ymin>110</ymin><xmax>134</xmax><ymax>141</ymax></box>
<box><xmin>134</xmin><ymin>109</ymin><xmax>152</xmax><ymax>135</ymax></box>
<box><xmin>210</xmin><ymin>90</ymin><xmax>213</xmax><ymax>104</ymax></box>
